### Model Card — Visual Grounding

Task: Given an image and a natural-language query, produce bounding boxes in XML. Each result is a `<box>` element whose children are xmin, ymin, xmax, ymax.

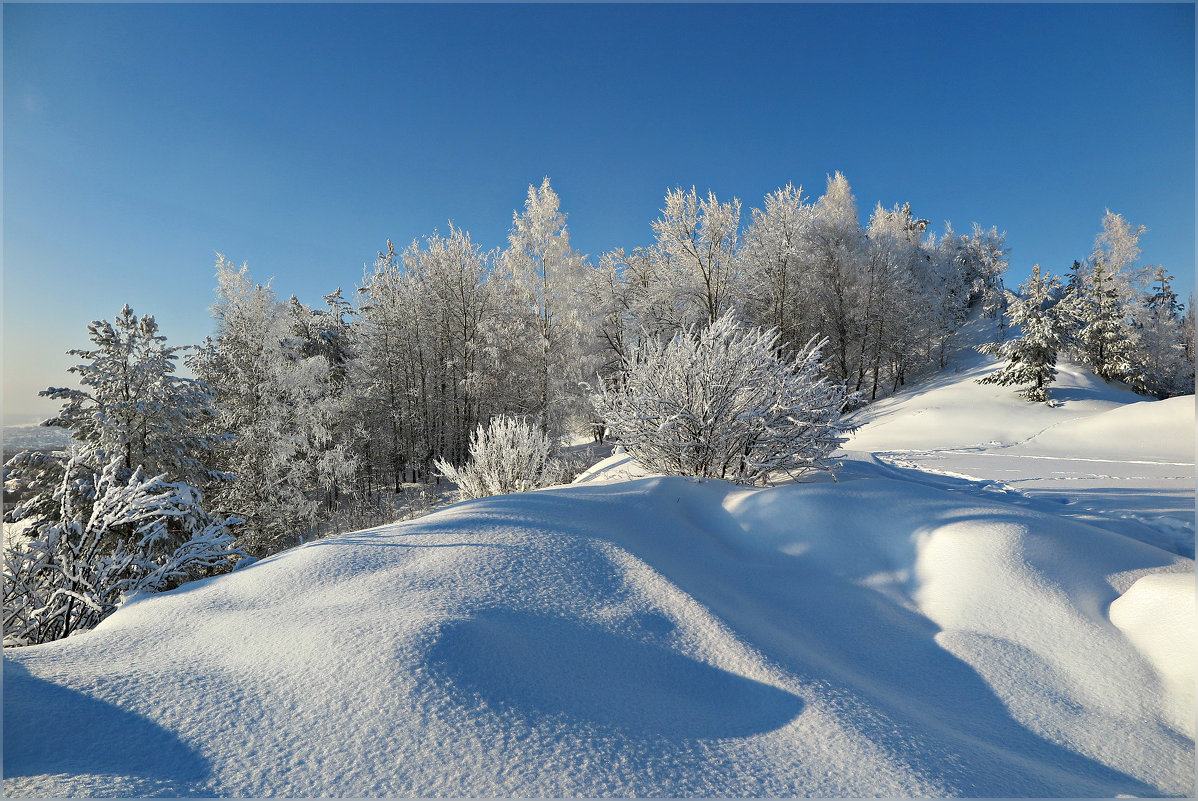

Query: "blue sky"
<box><xmin>4</xmin><ymin>2</ymin><xmax>1194</xmax><ymax>421</ymax></box>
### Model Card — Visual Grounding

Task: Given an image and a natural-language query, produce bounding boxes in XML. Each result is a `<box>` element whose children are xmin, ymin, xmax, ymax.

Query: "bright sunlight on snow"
<box><xmin>5</xmin><ymin>339</ymin><xmax>1194</xmax><ymax>797</ymax></box>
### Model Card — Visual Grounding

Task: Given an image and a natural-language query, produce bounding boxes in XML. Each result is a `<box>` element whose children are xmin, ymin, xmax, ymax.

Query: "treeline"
<box><xmin>10</xmin><ymin>174</ymin><xmax>1193</xmax><ymax>563</ymax></box>
<box><xmin>979</xmin><ymin>211</ymin><xmax>1195</xmax><ymax>403</ymax></box>
<box><xmin>183</xmin><ymin>174</ymin><xmax>1015</xmax><ymax>554</ymax></box>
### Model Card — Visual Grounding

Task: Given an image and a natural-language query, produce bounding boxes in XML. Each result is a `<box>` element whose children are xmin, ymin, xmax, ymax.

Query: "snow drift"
<box><xmin>4</xmin><ymin>360</ymin><xmax>1194</xmax><ymax>797</ymax></box>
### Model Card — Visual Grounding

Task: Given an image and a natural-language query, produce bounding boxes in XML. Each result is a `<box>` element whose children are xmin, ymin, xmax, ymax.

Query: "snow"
<box><xmin>5</xmin><ymin>350</ymin><xmax>1194</xmax><ymax>797</ymax></box>
<box><xmin>1109</xmin><ymin>571</ymin><xmax>1196</xmax><ymax>737</ymax></box>
<box><xmin>849</xmin><ymin>347</ymin><xmax>1195</xmax><ymax>557</ymax></box>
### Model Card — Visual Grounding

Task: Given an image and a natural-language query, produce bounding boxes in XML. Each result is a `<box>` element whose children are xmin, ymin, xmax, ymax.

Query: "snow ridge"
<box><xmin>4</xmin><ymin>356</ymin><xmax>1194</xmax><ymax>797</ymax></box>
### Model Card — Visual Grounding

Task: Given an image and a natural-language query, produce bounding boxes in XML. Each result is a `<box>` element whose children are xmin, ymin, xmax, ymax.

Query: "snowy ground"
<box><xmin>850</xmin><ymin>347</ymin><xmax>1195</xmax><ymax>558</ymax></box>
<box><xmin>4</xmin><ymin>353</ymin><xmax>1194</xmax><ymax>797</ymax></box>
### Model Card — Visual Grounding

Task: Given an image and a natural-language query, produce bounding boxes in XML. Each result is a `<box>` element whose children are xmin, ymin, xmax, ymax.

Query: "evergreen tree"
<box><xmin>38</xmin><ymin>305</ymin><xmax>223</xmax><ymax>487</ymax></box>
<box><xmin>977</xmin><ymin>265</ymin><xmax>1062</xmax><ymax>403</ymax></box>
<box><xmin>1136</xmin><ymin>266</ymin><xmax>1190</xmax><ymax>398</ymax></box>
<box><xmin>1076</xmin><ymin>260</ymin><xmax>1145</xmax><ymax>390</ymax></box>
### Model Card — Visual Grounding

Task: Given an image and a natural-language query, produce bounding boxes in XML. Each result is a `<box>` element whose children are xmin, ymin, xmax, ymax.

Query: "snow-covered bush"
<box><xmin>541</xmin><ymin>445</ymin><xmax>599</xmax><ymax>487</ymax></box>
<box><xmin>434</xmin><ymin>415</ymin><xmax>553</xmax><ymax>500</ymax></box>
<box><xmin>589</xmin><ymin>311</ymin><xmax>856</xmax><ymax>484</ymax></box>
<box><xmin>3</xmin><ymin>449</ymin><xmax>242</xmax><ymax>647</ymax></box>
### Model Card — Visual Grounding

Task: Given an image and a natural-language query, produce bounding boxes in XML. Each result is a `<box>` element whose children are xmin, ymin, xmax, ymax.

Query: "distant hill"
<box><xmin>2</xmin><ymin>422</ymin><xmax>72</xmax><ymax>454</ymax></box>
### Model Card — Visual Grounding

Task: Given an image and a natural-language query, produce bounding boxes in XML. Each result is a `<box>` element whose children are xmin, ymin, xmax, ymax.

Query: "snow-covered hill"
<box><xmin>2</xmin><ymin>421</ymin><xmax>70</xmax><ymax>453</ymax></box>
<box><xmin>849</xmin><ymin>346</ymin><xmax>1196</xmax><ymax>557</ymax></box>
<box><xmin>4</xmin><ymin>356</ymin><xmax>1194</xmax><ymax>797</ymax></box>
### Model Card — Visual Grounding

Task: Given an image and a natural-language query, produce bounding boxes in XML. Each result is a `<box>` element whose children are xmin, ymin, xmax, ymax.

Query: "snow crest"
<box><xmin>5</xmin><ymin>358</ymin><xmax>1194</xmax><ymax>797</ymax></box>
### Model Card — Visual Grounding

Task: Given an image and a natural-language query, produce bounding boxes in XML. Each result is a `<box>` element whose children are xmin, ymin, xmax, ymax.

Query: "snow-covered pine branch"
<box><xmin>3</xmin><ymin>449</ymin><xmax>242</xmax><ymax>647</ymax></box>
<box><xmin>589</xmin><ymin>311</ymin><xmax>857</xmax><ymax>485</ymax></box>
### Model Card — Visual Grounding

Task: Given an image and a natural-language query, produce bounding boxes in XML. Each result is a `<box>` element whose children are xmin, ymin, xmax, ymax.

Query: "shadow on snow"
<box><xmin>3</xmin><ymin>657</ymin><xmax>211</xmax><ymax>796</ymax></box>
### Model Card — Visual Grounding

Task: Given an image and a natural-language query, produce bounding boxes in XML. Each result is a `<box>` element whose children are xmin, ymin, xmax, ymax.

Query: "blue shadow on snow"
<box><xmin>3</xmin><ymin>657</ymin><xmax>211</xmax><ymax>795</ymax></box>
<box><xmin>427</xmin><ymin>608</ymin><xmax>804</xmax><ymax>739</ymax></box>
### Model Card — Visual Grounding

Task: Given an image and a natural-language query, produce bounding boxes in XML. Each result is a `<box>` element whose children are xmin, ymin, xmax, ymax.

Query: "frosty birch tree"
<box><xmin>502</xmin><ymin>178</ymin><xmax>590</xmax><ymax>438</ymax></box>
<box><xmin>740</xmin><ymin>184</ymin><xmax>815</xmax><ymax>350</ymax></box>
<box><xmin>651</xmin><ymin>187</ymin><xmax>744</xmax><ymax>329</ymax></box>
<box><xmin>357</xmin><ymin>228</ymin><xmax>503</xmax><ymax>490</ymax></box>
<box><xmin>589</xmin><ymin>311</ymin><xmax>856</xmax><ymax>484</ymax></box>
<box><xmin>801</xmin><ymin>173</ymin><xmax>867</xmax><ymax>385</ymax></box>
<box><xmin>860</xmin><ymin>203</ymin><xmax>925</xmax><ymax>398</ymax></box>
<box><xmin>977</xmin><ymin>264</ymin><xmax>1062</xmax><ymax>403</ymax></box>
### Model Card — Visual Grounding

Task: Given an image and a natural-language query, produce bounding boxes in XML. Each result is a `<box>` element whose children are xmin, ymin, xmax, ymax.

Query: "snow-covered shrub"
<box><xmin>589</xmin><ymin>311</ymin><xmax>856</xmax><ymax>484</ymax></box>
<box><xmin>434</xmin><ymin>415</ymin><xmax>553</xmax><ymax>500</ymax></box>
<box><xmin>3</xmin><ymin>449</ymin><xmax>242</xmax><ymax>647</ymax></box>
<box><xmin>541</xmin><ymin>446</ymin><xmax>599</xmax><ymax>487</ymax></box>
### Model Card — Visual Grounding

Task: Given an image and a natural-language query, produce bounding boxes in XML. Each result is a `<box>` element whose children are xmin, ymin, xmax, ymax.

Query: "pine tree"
<box><xmin>1136</xmin><ymin>266</ymin><xmax>1190</xmax><ymax>398</ymax></box>
<box><xmin>977</xmin><ymin>265</ymin><xmax>1062</xmax><ymax>403</ymax></box>
<box><xmin>1078</xmin><ymin>260</ymin><xmax>1145</xmax><ymax>389</ymax></box>
<box><xmin>38</xmin><ymin>305</ymin><xmax>223</xmax><ymax>487</ymax></box>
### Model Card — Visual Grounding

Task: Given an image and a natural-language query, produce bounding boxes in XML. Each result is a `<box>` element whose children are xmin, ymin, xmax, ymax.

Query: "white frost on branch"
<box><xmin>589</xmin><ymin>311</ymin><xmax>857</xmax><ymax>485</ymax></box>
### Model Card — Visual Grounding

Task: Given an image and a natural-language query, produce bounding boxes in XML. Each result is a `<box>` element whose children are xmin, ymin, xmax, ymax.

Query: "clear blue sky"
<box><xmin>4</xmin><ymin>2</ymin><xmax>1194</xmax><ymax>422</ymax></box>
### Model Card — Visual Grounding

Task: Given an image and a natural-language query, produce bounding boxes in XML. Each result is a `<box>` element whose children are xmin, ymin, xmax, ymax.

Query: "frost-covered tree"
<box><xmin>1057</xmin><ymin>210</ymin><xmax>1190</xmax><ymax>396</ymax></box>
<box><xmin>38</xmin><ymin>305</ymin><xmax>223</xmax><ymax>487</ymax></box>
<box><xmin>356</xmin><ymin>228</ymin><xmax>501</xmax><ymax>491</ymax></box>
<box><xmin>651</xmin><ymin>187</ymin><xmax>744</xmax><ymax>328</ymax></box>
<box><xmin>977</xmin><ymin>265</ymin><xmax>1062</xmax><ymax>403</ymax></box>
<box><xmin>1135</xmin><ymin>266</ymin><xmax>1191</xmax><ymax>398</ymax></box>
<box><xmin>801</xmin><ymin>173</ymin><xmax>868</xmax><ymax>385</ymax></box>
<box><xmin>1069</xmin><ymin>259</ymin><xmax>1145</xmax><ymax>389</ymax></box>
<box><xmin>740</xmin><ymin>183</ymin><xmax>817</xmax><ymax>351</ymax></box>
<box><xmin>3</xmin><ymin>448</ymin><xmax>242</xmax><ymax>646</ymax></box>
<box><xmin>433</xmin><ymin>415</ymin><xmax>553</xmax><ymax>500</ymax></box>
<box><xmin>355</xmin><ymin>239</ymin><xmax>423</xmax><ymax>491</ymax></box>
<box><xmin>192</xmin><ymin>257</ymin><xmax>347</xmax><ymax>555</ymax></box>
<box><xmin>589</xmin><ymin>311</ymin><xmax>856</xmax><ymax>484</ymax></box>
<box><xmin>1092</xmin><ymin>209</ymin><xmax>1150</xmax><ymax>308</ymax></box>
<box><xmin>502</xmin><ymin>178</ymin><xmax>591</xmax><ymax>437</ymax></box>
<box><xmin>282</xmin><ymin>291</ymin><xmax>360</xmax><ymax>517</ymax></box>
<box><xmin>954</xmin><ymin>223</ymin><xmax>1010</xmax><ymax>317</ymax></box>
<box><xmin>1182</xmin><ymin>298</ymin><xmax>1196</xmax><ymax>393</ymax></box>
<box><xmin>860</xmin><ymin>202</ymin><xmax>926</xmax><ymax>398</ymax></box>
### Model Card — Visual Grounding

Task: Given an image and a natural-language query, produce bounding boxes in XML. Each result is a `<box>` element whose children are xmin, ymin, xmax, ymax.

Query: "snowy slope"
<box><xmin>849</xmin><ymin>346</ymin><xmax>1196</xmax><ymax>557</ymax></box>
<box><xmin>4</xmin><ymin>355</ymin><xmax>1195</xmax><ymax>797</ymax></box>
